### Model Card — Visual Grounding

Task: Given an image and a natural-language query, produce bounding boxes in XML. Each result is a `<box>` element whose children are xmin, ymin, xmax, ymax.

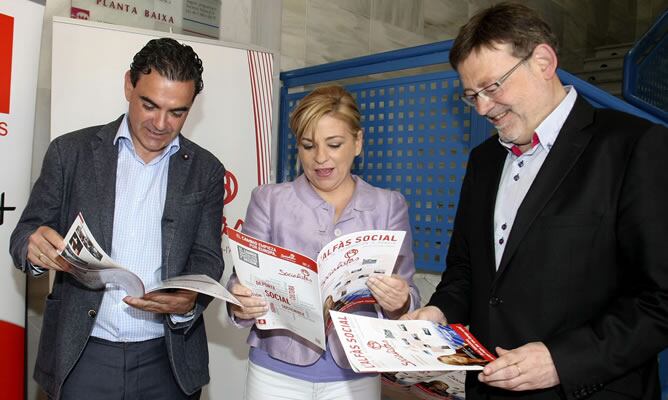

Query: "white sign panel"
<box><xmin>71</xmin><ymin>0</ymin><xmax>221</xmax><ymax>39</ymax></box>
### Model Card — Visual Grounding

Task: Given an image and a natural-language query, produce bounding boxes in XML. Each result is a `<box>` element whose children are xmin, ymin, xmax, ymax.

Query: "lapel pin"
<box><xmin>182</xmin><ymin>154</ymin><xmax>190</xmax><ymax>160</ymax></box>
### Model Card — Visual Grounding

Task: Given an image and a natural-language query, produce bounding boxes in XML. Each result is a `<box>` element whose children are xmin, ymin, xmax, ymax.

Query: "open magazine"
<box><xmin>59</xmin><ymin>213</ymin><xmax>240</xmax><ymax>306</ymax></box>
<box><xmin>225</xmin><ymin>227</ymin><xmax>406</xmax><ymax>350</ymax></box>
<box><xmin>382</xmin><ymin>371</ymin><xmax>466</xmax><ymax>400</ymax></box>
<box><xmin>329</xmin><ymin>311</ymin><xmax>495</xmax><ymax>373</ymax></box>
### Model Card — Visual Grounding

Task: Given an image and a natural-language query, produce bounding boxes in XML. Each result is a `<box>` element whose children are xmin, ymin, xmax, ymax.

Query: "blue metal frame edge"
<box><xmin>622</xmin><ymin>9</ymin><xmax>668</xmax><ymax>123</ymax></box>
<box><xmin>280</xmin><ymin>40</ymin><xmax>453</xmax><ymax>87</ymax></box>
<box><xmin>558</xmin><ymin>70</ymin><xmax>667</xmax><ymax>126</ymax></box>
<box><xmin>283</xmin><ymin>69</ymin><xmax>461</xmax><ymax>100</ymax></box>
<box><xmin>277</xmin><ymin>84</ymin><xmax>291</xmax><ymax>183</ymax></box>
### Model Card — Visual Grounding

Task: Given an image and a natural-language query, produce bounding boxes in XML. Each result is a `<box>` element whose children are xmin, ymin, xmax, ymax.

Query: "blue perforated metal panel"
<box><xmin>278</xmin><ymin>71</ymin><xmax>492</xmax><ymax>272</ymax></box>
<box><xmin>623</xmin><ymin>9</ymin><xmax>668</xmax><ymax>122</ymax></box>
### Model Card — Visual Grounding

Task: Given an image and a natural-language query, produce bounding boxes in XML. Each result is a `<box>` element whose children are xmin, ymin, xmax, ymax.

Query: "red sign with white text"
<box><xmin>0</xmin><ymin>13</ymin><xmax>14</xmax><ymax>114</ymax></box>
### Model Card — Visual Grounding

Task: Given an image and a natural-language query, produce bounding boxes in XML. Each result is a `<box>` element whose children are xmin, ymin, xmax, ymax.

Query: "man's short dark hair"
<box><xmin>130</xmin><ymin>37</ymin><xmax>204</xmax><ymax>98</ymax></box>
<box><xmin>449</xmin><ymin>2</ymin><xmax>559</xmax><ymax>70</ymax></box>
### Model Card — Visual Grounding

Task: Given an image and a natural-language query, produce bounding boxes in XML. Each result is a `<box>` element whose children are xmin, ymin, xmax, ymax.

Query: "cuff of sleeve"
<box><xmin>226</xmin><ymin>304</ymin><xmax>255</xmax><ymax>328</ymax></box>
<box><xmin>170</xmin><ymin>308</ymin><xmax>196</xmax><ymax>324</ymax></box>
<box><xmin>27</xmin><ymin>261</ymin><xmax>48</xmax><ymax>277</ymax></box>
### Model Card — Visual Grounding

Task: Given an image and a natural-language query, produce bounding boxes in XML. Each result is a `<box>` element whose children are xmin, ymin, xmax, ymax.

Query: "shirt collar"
<box><xmin>294</xmin><ymin>174</ymin><xmax>376</xmax><ymax>212</ymax></box>
<box><xmin>499</xmin><ymin>86</ymin><xmax>578</xmax><ymax>156</ymax></box>
<box><xmin>113</xmin><ymin>114</ymin><xmax>180</xmax><ymax>164</ymax></box>
<box><xmin>534</xmin><ymin>85</ymin><xmax>577</xmax><ymax>151</ymax></box>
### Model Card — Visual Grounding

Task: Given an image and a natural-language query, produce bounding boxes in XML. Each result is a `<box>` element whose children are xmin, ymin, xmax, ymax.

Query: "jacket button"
<box><xmin>88</xmin><ymin>309</ymin><xmax>97</xmax><ymax>317</ymax></box>
<box><xmin>489</xmin><ymin>296</ymin><xmax>501</xmax><ymax>306</ymax></box>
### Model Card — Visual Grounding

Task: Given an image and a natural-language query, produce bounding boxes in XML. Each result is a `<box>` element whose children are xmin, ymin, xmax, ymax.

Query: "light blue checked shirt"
<box><xmin>90</xmin><ymin>114</ymin><xmax>181</xmax><ymax>342</ymax></box>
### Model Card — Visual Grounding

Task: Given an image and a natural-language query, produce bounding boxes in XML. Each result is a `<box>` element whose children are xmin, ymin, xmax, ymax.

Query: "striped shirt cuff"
<box><xmin>27</xmin><ymin>261</ymin><xmax>48</xmax><ymax>277</ymax></box>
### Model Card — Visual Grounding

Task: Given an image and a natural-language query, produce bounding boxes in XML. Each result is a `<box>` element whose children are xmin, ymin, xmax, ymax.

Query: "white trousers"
<box><xmin>244</xmin><ymin>361</ymin><xmax>381</xmax><ymax>400</ymax></box>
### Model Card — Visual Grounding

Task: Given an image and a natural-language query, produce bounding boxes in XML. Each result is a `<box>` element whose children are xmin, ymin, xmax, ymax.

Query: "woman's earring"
<box><xmin>294</xmin><ymin>156</ymin><xmax>301</xmax><ymax>175</ymax></box>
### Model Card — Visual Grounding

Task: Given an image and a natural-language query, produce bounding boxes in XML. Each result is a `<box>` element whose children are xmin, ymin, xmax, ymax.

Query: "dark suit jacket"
<box><xmin>9</xmin><ymin>116</ymin><xmax>226</xmax><ymax>399</ymax></box>
<box><xmin>428</xmin><ymin>97</ymin><xmax>668</xmax><ymax>400</ymax></box>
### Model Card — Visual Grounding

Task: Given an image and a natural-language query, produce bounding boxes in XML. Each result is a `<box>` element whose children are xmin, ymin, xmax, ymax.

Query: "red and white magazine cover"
<box><xmin>226</xmin><ymin>228</ymin><xmax>405</xmax><ymax>350</ymax></box>
<box><xmin>330</xmin><ymin>311</ymin><xmax>495</xmax><ymax>373</ymax></box>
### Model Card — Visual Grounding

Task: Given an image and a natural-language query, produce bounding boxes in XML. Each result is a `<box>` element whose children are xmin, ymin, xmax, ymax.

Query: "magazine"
<box><xmin>382</xmin><ymin>371</ymin><xmax>466</xmax><ymax>400</ymax></box>
<box><xmin>329</xmin><ymin>311</ymin><xmax>495</xmax><ymax>373</ymax></box>
<box><xmin>59</xmin><ymin>213</ymin><xmax>240</xmax><ymax>306</ymax></box>
<box><xmin>225</xmin><ymin>227</ymin><xmax>406</xmax><ymax>350</ymax></box>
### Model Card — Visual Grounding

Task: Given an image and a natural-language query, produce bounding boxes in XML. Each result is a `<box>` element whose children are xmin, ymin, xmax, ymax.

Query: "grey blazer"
<box><xmin>10</xmin><ymin>116</ymin><xmax>226</xmax><ymax>399</ymax></box>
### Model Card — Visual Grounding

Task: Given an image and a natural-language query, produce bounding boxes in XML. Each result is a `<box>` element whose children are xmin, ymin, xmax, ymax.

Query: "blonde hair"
<box><xmin>289</xmin><ymin>85</ymin><xmax>362</xmax><ymax>142</ymax></box>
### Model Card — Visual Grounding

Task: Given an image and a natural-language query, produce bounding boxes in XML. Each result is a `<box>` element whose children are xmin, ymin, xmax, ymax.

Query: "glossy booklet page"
<box><xmin>226</xmin><ymin>228</ymin><xmax>406</xmax><ymax>349</ymax></box>
<box><xmin>60</xmin><ymin>213</ymin><xmax>239</xmax><ymax>305</ymax></box>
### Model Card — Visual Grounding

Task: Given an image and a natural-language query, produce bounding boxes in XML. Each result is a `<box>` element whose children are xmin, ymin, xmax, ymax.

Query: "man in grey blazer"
<box><xmin>10</xmin><ymin>38</ymin><xmax>225</xmax><ymax>400</ymax></box>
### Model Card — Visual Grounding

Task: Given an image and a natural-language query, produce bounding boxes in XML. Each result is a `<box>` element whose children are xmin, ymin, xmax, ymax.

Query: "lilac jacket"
<box><xmin>229</xmin><ymin>174</ymin><xmax>420</xmax><ymax>367</ymax></box>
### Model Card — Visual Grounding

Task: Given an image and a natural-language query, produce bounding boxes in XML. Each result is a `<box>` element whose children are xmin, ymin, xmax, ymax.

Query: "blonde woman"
<box><xmin>228</xmin><ymin>85</ymin><xmax>420</xmax><ymax>399</ymax></box>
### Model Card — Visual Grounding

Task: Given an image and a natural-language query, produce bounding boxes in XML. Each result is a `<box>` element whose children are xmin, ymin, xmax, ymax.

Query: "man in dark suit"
<box><xmin>10</xmin><ymin>38</ymin><xmax>225</xmax><ymax>399</ymax></box>
<box><xmin>403</xmin><ymin>3</ymin><xmax>668</xmax><ymax>399</ymax></box>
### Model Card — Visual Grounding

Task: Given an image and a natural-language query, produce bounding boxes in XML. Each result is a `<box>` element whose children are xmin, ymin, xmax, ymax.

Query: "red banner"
<box><xmin>0</xmin><ymin>321</ymin><xmax>24</xmax><ymax>399</ymax></box>
<box><xmin>0</xmin><ymin>13</ymin><xmax>14</xmax><ymax>114</ymax></box>
<box><xmin>1</xmin><ymin>2</ymin><xmax>44</xmax><ymax>398</ymax></box>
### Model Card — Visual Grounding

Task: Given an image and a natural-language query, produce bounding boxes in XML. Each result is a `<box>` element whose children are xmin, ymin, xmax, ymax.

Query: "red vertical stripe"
<box><xmin>0</xmin><ymin>321</ymin><xmax>25</xmax><ymax>400</ymax></box>
<box><xmin>247</xmin><ymin>52</ymin><xmax>263</xmax><ymax>185</ymax></box>
<box><xmin>253</xmin><ymin>52</ymin><xmax>266</xmax><ymax>184</ymax></box>
<box><xmin>247</xmin><ymin>50</ymin><xmax>274</xmax><ymax>185</ymax></box>
<box><xmin>260</xmin><ymin>52</ymin><xmax>273</xmax><ymax>183</ymax></box>
<box><xmin>0</xmin><ymin>14</ymin><xmax>14</xmax><ymax>114</ymax></box>
<box><xmin>258</xmin><ymin>52</ymin><xmax>269</xmax><ymax>183</ymax></box>
<box><xmin>260</xmin><ymin>53</ymin><xmax>273</xmax><ymax>182</ymax></box>
<box><xmin>254</xmin><ymin>52</ymin><xmax>265</xmax><ymax>184</ymax></box>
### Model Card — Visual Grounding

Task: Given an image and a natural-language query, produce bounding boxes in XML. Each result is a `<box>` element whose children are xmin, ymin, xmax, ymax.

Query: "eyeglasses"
<box><xmin>461</xmin><ymin>52</ymin><xmax>532</xmax><ymax>107</ymax></box>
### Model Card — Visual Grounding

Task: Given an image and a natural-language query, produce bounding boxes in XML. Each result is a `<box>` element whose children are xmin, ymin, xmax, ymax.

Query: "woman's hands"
<box><xmin>229</xmin><ymin>275</ymin><xmax>411</xmax><ymax>321</ymax></box>
<box><xmin>367</xmin><ymin>274</ymin><xmax>411</xmax><ymax>319</ymax></box>
<box><xmin>229</xmin><ymin>282</ymin><xmax>268</xmax><ymax>320</ymax></box>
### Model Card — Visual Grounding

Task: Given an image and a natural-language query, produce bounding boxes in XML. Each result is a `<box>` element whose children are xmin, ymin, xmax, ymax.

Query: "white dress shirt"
<box><xmin>493</xmin><ymin>86</ymin><xmax>578</xmax><ymax>269</ymax></box>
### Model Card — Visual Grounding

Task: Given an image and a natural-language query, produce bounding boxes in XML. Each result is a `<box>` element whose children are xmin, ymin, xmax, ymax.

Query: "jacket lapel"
<box><xmin>91</xmin><ymin>116</ymin><xmax>123</xmax><ymax>253</ymax></box>
<box><xmin>479</xmin><ymin>144</ymin><xmax>508</xmax><ymax>277</ymax></box>
<box><xmin>161</xmin><ymin>136</ymin><xmax>194</xmax><ymax>279</ymax></box>
<box><xmin>495</xmin><ymin>97</ymin><xmax>596</xmax><ymax>279</ymax></box>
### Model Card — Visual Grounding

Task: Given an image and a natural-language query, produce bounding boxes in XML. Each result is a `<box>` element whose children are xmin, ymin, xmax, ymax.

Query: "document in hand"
<box><xmin>225</xmin><ymin>227</ymin><xmax>406</xmax><ymax>350</ymax></box>
<box><xmin>329</xmin><ymin>311</ymin><xmax>495</xmax><ymax>373</ymax></box>
<box><xmin>59</xmin><ymin>213</ymin><xmax>240</xmax><ymax>306</ymax></box>
<box><xmin>382</xmin><ymin>370</ymin><xmax>466</xmax><ymax>400</ymax></box>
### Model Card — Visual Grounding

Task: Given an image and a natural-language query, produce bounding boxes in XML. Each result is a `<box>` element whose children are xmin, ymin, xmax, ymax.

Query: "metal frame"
<box><xmin>623</xmin><ymin>9</ymin><xmax>668</xmax><ymax>123</ymax></box>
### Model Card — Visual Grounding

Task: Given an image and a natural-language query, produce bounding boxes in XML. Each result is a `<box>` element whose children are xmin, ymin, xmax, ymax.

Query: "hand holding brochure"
<box><xmin>226</xmin><ymin>228</ymin><xmax>406</xmax><ymax>350</ymax></box>
<box><xmin>59</xmin><ymin>213</ymin><xmax>240</xmax><ymax>306</ymax></box>
<box><xmin>329</xmin><ymin>311</ymin><xmax>495</xmax><ymax>373</ymax></box>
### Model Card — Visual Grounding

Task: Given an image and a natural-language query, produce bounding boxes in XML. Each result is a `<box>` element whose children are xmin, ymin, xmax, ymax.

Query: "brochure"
<box><xmin>225</xmin><ymin>227</ymin><xmax>406</xmax><ymax>350</ymax></box>
<box><xmin>329</xmin><ymin>311</ymin><xmax>495</xmax><ymax>372</ymax></box>
<box><xmin>59</xmin><ymin>213</ymin><xmax>240</xmax><ymax>306</ymax></box>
